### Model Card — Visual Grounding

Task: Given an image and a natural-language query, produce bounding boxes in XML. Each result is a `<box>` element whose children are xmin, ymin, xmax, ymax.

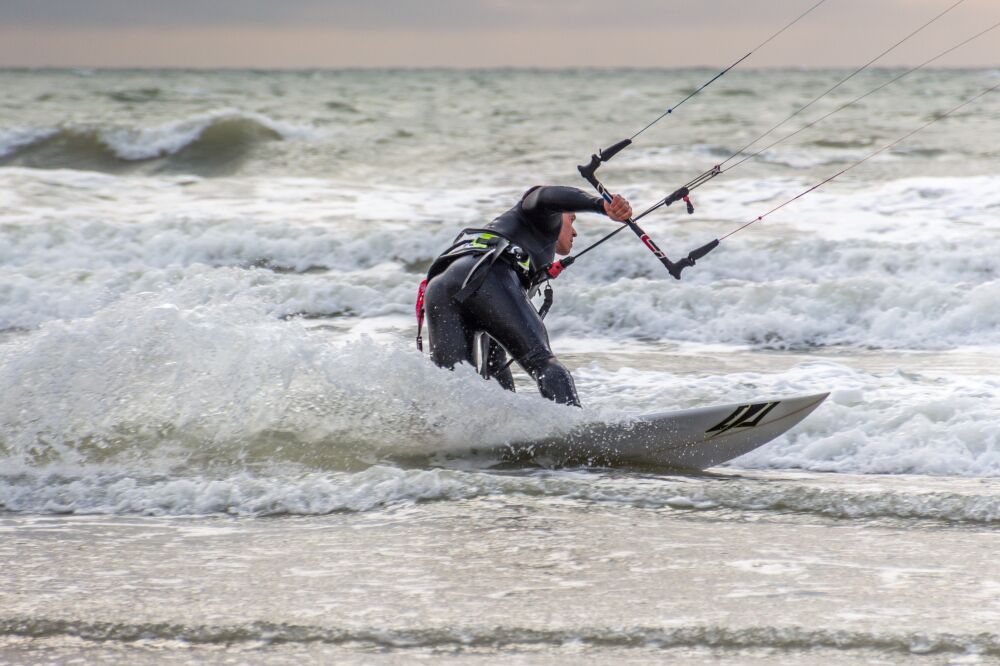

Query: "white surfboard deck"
<box><xmin>489</xmin><ymin>392</ymin><xmax>829</xmax><ymax>470</ymax></box>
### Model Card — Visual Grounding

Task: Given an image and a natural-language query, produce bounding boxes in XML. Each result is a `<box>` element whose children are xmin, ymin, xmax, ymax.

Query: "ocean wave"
<box><xmin>2</xmin><ymin>169</ymin><xmax>1000</xmax><ymax>346</ymax></box>
<box><xmin>0</xmin><ymin>111</ymin><xmax>316</xmax><ymax>175</ymax></box>
<box><xmin>0</xmin><ymin>289</ymin><xmax>587</xmax><ymax>472</ymax></box>
<box><xmin>810</xmin><ymin>138</ymin><xmax>876</xmax><ymax>149</ymax></box>
<box><xmin>104</xmin><ymin>87</ymin><xmax>164</xmax><ymax>104</ymax></box>
<box><xmin>1</xmin><ymin>282</ymin><xmax>999</xmax><ymax>507</ymax></box>
<box><xmin>5</xmin><ymin>259</ymin><xmax>999</xmax><ymax>350</ymax></box>
<box><xmin>4</xmin><ymin>465</ymin><xmax>1000</xmax><ymax>521</ymax></box>
<box><xmin>3</xmin><ymin>259</ymin><xmax>1000</xmax><ymax>355</ymax></box>
<box><xmin>550</xmin><ymin>276</ymin><xmax>1000</xmax><ymax>349</ymax></box>
<box><xmin>0</xmin><ymin>468</ymin><xmax>490</xmax><ymax>516</ymax></box>
<box><xmin>2</xmin><ymin>616</ymin><xmax>997</xmax><ymax>656</ymax></box>
<box><xmin>0</xmin><ymin>264</ymin><xmax>423</xmax><ymax>332</ymax></box>
<box><xmin>0</xmin><ymin>128</ymin><xmax>55</xmax><ymax>159</ymax></box>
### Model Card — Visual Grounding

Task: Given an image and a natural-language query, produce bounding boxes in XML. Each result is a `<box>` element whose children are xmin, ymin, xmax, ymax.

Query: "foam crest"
<box><xmin>0</xmin><ymin>261</ymin><xmax>422</xmax><ymax>332</ymax></box>
<box><xmin>0</xmin><ymin>285</ymin><xmax>583</xmax><ymax>474</ymax></box>
<box><xmin>549</xmin><ymin>276</ymin><xmax>1000</xmax><ymax>349</ymax></box>
<box><xmin>3</xmin><ymin>168</ymin><xmax>1000</xmax><ymax>350</ymax></box>
<box><xmin>5</xmin><ymin>245</ymin><xmax>999</xmax><ymax>351</ymax></box>
<box><xmin>0</xmin><ymin>127</ymin><xmax>58</xmax><ymax>159</ymax></box>
<box><xmin>100</xmin><ymin>110</ymin><xmax>305</xmax><ymax>161</ymax></box>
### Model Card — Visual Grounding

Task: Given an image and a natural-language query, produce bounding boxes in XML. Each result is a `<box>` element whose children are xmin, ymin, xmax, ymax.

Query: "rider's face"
<box><xmin>555</xmin><ymin>213</ymin><xmax>577</xmax><ymax>255</ymax></box>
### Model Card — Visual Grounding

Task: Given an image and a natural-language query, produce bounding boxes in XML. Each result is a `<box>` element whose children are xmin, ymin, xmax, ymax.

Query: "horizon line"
<box><xmin>3</xmin><ymin>64</ymin><xmax>999</xmax><ymax>72</ymax></box>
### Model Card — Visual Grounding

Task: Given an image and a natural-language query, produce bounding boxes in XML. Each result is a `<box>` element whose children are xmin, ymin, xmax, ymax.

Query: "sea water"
<box><xmin>1</xmin><ymin>68</ymin><xmax>999</xmax><ymax>664</ymax></box>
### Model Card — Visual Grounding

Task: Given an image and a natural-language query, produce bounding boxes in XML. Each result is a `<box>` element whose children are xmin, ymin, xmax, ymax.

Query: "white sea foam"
<box><xmin>5</xmin><ymin>251</ymin><xmax>999</xmax><ymax>348</ymax></box>
<box><xmin>4</xmin><ymin>462</ymin><xmax>1000</xmax><ymax>520</ymax></box>
<box><xmin>2</xmin><ymin>168</ymin><xmax>999</xmax><ymax>350</ymax></box>
<box><xmin>2</xmin><ymin>284</ymin><xmax>998</xmax><ymax>511</ymax></box>
<box><xmin>0</xmin><ymin>285</ymin><xmax>587</xmax><ymax>473</ymax></box>
<box><xmin>548</xmin><ymin>276</ymin><xmax>1000</xmax><ymax>349</ymax></box>
<box><xmin>0</xmin><ymin>127</ymin><xmax>58</xmax><ymax>159</ymax></box>
<box><xmin>575</xmin><ymin>362</ymin><xmax>1000</xmax><ymax>477</ymax></box>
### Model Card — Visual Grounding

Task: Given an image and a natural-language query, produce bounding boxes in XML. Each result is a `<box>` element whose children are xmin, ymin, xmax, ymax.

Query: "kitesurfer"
<box><xmin>418</xmin><ymin>186</ymin><xmax>632</xmax><ymax>407</ymax></box>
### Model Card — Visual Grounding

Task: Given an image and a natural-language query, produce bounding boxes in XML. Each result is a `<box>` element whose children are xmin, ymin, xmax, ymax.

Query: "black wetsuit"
<box><xmin>423</xmin><ymin>186</ymin><xmax>606</xmax><ymax>406</ymax></box>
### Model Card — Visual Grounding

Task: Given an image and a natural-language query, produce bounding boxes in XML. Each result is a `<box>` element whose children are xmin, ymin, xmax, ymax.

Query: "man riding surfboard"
<box><xmin>417</xmin><ymin>186</ymin><xmax>632</xmax><ymax>406</ymax></box>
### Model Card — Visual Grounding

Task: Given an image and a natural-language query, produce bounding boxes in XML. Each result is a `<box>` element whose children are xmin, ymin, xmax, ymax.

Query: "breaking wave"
<box><xmin>2</xmin><ymin>617</ymin><xmax>997</xmax><ymax>656</ymax></box>
<box><xmin>4</xmin><ymin>464</ymin><xmax>1000</xmax><ymax>521</ymax></box>
<box><xmin>0</xmin><ymin>290</ymin><xmax>584</xmax><ymax>470</ymax></box>
<box><xmin>0</xmin><ymin>111</ymin><xmax>314</xmax><ymax>175</ymax></box>
<box><xmin>2</xmin><ymin>169</ymin><xmax>1000</xmax><ymax>349</ymax></box>
<box><xmin>2</xmin><ymin>275</ymin><xmax>998</xmax><ymax>517</ymax></box>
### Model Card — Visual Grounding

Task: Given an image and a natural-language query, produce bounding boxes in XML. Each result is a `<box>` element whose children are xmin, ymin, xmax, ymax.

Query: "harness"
<box><xmin>415</xmin><ymin>228</ymin><xmax>551</xmax><ymax>352</ymax></box>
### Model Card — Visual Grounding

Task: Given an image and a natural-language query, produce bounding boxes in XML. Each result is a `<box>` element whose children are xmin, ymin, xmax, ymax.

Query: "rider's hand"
<box><xmin>604</xmin><ymin>194</ymin><xmax>632</xmax><ymax>222</ymax></box>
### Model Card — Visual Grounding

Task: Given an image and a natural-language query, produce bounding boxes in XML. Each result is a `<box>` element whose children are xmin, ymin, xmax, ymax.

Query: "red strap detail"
<box><xmin>547</xmin><ymin>260</ymin><xmax>565</xmax><ymax>278</ymax></box>
<box><xmin>416</xmin><ymin>279</ymin><xmax>428</xmax><ymax>320</ymax></box>
<box><xmin>415</xmin><ymin>279</ymin><xmax>428</xmax><ymax>351</ymax></box>
<box><xmin>682</xmin><ymin>194</ymin><xmax>695</xmax><ymax>215</ymax></box>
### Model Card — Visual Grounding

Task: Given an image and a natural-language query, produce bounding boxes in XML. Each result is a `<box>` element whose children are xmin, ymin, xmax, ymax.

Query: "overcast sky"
<box><xmin>0</xmin><ymin>0</ymin><xmax>997</xmax><ymax>68</ymax></box>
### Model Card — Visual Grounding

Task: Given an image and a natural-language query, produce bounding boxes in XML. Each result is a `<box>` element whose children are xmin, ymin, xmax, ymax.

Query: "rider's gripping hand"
<box><xmin>604</xmin><ymin>194</ymin><xmax>632</xmax><ymax>222</ymax></box>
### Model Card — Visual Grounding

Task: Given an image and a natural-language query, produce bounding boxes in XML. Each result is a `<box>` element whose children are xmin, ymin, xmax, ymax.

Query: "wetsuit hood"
<box><xmin>487</xmin><ymin>186</ymin><xmax>604</xmax><ymax>273</ymax></box>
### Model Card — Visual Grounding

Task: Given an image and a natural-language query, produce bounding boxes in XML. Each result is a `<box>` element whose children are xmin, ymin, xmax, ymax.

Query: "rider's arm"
<box><xmin>521</xmin><ymin>186</ymin><xmax>605</xmax><ymax>217</ymax></box>
<box><xmin>523</xmin><ymin>186</ymin><xmax>632</xmax><ymax>222</ymax></box>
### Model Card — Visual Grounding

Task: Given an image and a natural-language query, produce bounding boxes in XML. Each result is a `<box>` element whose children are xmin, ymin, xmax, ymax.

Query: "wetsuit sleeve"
<box><xmin>521</xmin><ymin>186</ymin><xmax>606</xmax><ymax>217</ymax></box>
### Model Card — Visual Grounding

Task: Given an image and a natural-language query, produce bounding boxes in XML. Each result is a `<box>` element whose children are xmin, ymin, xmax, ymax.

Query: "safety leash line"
<box><xmin>720</xmin><ymin>0</ymin><xmax>969</xmax><ymax>169</ymax></box>
<box><xmin>629</xmin><ymin>0</ymin><xmax>830</xmax><ymax>142</ymax></box>
<box><xmin>719</xmin><ymin>81</ymin><xmax>1000</xmax><ymax>241</ymax></box>
<box><xmin>722</xmin><ymin>16</ymin><xmax>1000</xmax><ymax>175</ymax></box>
<box><xmin>563</xmin><ymin>2</ymin><xmax>996</xmax><ymax>281</ymax></box>
<box><xmin>649</xmin><ymin>14</ymin><xmax>1000</xmax><ymax>214</ymax></box>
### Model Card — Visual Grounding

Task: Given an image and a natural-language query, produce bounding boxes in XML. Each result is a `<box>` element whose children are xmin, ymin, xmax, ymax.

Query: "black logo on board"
<box><xmin>705</xmin><ymin>401</ymin><xmax>780</xmax><ymax>437</ymax></box>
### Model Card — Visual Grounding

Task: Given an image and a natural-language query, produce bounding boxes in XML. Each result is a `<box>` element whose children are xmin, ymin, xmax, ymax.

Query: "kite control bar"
<box><xmin>577</xmin><ymin>140</ymin><xmax>717</xmax><ymax>280</ymax></box>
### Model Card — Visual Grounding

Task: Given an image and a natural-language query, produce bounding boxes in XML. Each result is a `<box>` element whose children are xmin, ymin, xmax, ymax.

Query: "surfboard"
<box><xmin>495</xmin><ymin>392</ymin><xmax>829</xmax><ymax>470</ymax></box>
